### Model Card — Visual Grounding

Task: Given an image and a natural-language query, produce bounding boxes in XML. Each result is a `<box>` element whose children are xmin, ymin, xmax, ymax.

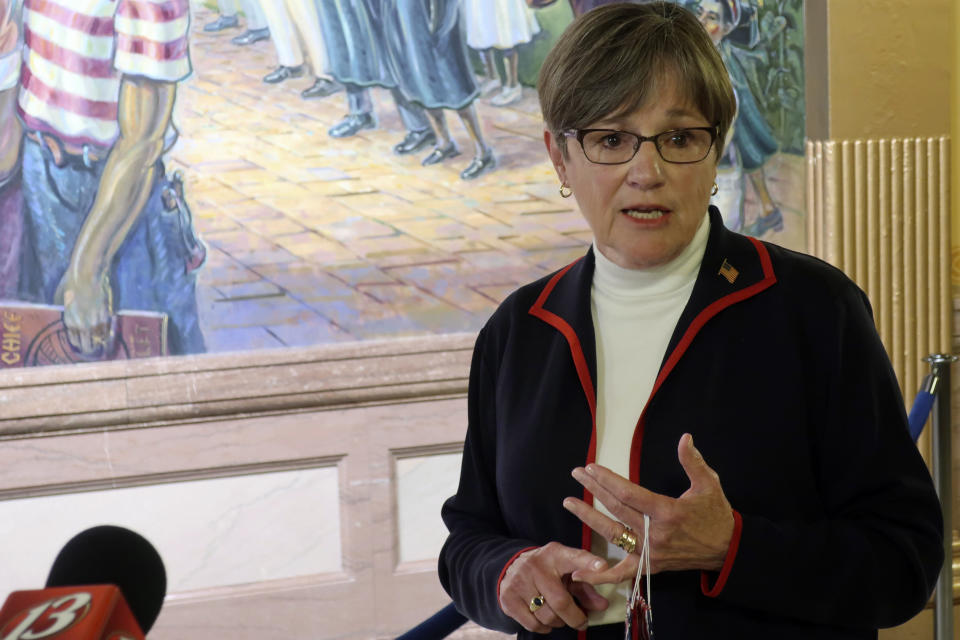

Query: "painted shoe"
<box><xmin>460</xmin><ymin>150</ymin><xmax>497</xmax><ymax>180</ymax></box>
<box><xmin>301</xmin><ymin>77</ymin><xmax>343</xmax><ymax>99</ymax></box>
<box><xmin>479</xmin><ymin>77</ymin><xmax>501</xmax><ymax>98</ymax></box>
<box><xmin>204</xmin><ymin>15</ymin><xmax>239</xmax><ymax>32</ymax></box>
<box><xmin>743</xmin><ymin>207</ymin><xmax>784</xmax><ymax>237</ymax></box>
<box><xmin>490</xmin><ymin>85</ymin><xmax>522</xmax><ymax>107</ymax></box>
<box><xmin>393</xmin><ymin>129</ymin><xmax>437</xmax><ymax>155</ymax></box>
<box><xmin>328</xmin><ymin>112</ymin><xmax>376</xmax><ymax>138</ymax></box>
<box><xmin>231</xmin><ymin>28</ymin><xmax>270</xmax><ymax>45</ymax></box>
<box><xmin>421</xmin><ymin>143</ymin><xmax>461</xmax><ymax>166</ymax></box>
<box><xmin>263</xmin><ymin>65</ymin><xmax>304</xmax><ymax>84</ymax></box>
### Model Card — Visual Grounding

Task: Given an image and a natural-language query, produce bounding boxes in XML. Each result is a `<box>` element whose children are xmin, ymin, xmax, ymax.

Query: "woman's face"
<box><xmin>545</xmin><ymin>78</ymin><xmax>717</xmax><ymax>270</ymax></box>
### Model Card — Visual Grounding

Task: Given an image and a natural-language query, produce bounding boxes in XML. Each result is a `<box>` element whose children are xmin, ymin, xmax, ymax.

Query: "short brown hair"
<box><xmin>537</xmin><ymin>2</ymin><xmax>736</xmax><ymax>159</ymax></box>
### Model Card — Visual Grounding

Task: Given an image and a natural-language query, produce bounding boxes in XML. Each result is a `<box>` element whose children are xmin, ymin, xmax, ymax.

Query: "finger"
<box><xmin>677</xmin><ymin>433</ymin><xmax>719</xmax><ymax>491</ymax></box>
<box><xmin>572</xmin><ymin>466</ymin><xmax>665</xmax><ymax>525</ymax></box>
<box><xmin>497</xmin><ymin>552</ymin><xmax>555</xmax><ymax>633</ymax></box>
<box><xmin>529</xmin><ymin>593</ymin><xmax>565</xmax><ymax>629</ymax></box>
<box><xmin>499</xmin><ymin>584</ymin><xmax>553</xmax><ymax>633</ymax></box>
<box><xmin>571</xmin><ymin>553</ymin><xmax>639</xmax><ymax>586</ymax></box>
<box><xmin>568</xmin><ymin>581</ymin><xmax>610</xmax><ymax>613</ymax></box>
<box><xmin>562</xmin><ymin>497</ymin><xmax>632</xmax><ymax>550</ymax></box>
<box><xmin>534</xmin><ymin>571</ymin><xmax>589</xmax><ymax>630</ymax></box>
<box><xmin>541</xmin><ymin>541</ymin><xmax>608</xmax><ymax>576</ymax></box>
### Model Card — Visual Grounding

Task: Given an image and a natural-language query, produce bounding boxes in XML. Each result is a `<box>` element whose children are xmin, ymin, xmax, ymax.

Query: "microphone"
<box><xmin>0</xmin><ymin>526</ymin><xmax>166</xmax><ymax>639</ymax></box>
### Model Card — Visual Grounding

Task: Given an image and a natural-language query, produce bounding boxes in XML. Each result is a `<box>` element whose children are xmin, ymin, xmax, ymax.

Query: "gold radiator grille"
<box><xmin>806</xmin><ymin>137</ymin><xmax>952</xmax><ymax>455</ymax></box>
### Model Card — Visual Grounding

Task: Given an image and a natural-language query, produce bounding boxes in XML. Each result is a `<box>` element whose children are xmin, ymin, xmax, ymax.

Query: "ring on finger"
<box><xmin>613</xmin><ymin>526</ymin><xmax>638</xmax><ymax>554</ymax></box>
<box><xmin>528</xmin><ymin>594</ymin><xmax>546</xmax><ymax>613</ymax></box>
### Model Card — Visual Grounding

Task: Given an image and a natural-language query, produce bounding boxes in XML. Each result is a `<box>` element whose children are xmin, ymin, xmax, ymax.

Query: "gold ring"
<box><xmin>613</xmin><ymin>527</ymin><xmax>638</xmax><ymax>554</ymax></box>
<box><xmin>528</xmin><ymin>594</ymin><xmax>546</xmax><ymax>613</ymax></box>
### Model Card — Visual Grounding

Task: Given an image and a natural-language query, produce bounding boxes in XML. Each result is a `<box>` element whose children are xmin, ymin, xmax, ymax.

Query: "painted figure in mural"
<box><xmin>439</xmin><ymin>4</ymin><xmax>942</xmax><ymax>637</ymax></box>
<box><xmin>0</xmin><ymin>0</ymin><xmax>21</xmax><ymax>300</ymax></box>
<box><xmin>694</xmin><ymin>0</ymin><xmax>782</xmax><ymax>235</ymax></box>
<box><xmin>8</xmin><ymin>0</ymin><xmax>205</xmax><ymax>356</ymax></box>
<box><xmin>381</xmin><ymin>0</ymin><xmax>496</xmax><ymax>180</ymax></box>
<box><xmin>259</xmin><ymin>0</ymin><xmax>342</xmax><ymax>99</ymax></box>
<box><xmin>315</xmin><ymin>0</ymin><xmax>435</xmax><ymax>155</ymax></box>
<box><xmin>463</xmin><ymin>0</ymin><xmax>540</xmax><ymax>108</ymax></box>
<box><xmin>203</xmin><ymin>0</ymin><xmax>270</xmax><ymax>46</ymax></box>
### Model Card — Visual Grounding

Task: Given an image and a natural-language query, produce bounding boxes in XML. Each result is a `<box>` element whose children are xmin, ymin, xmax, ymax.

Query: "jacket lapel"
<box><xmin>527</xmin><ymin>247</ymin><xmax>598</xmax><ymax>425</ymax></box>
<box><xmin>659</xmin><ymin>207</ymin><xmax>777</xmax><ymax>390</ymax></box>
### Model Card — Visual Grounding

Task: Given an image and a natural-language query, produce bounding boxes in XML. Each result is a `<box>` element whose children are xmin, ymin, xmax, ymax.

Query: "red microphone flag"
<box><xmin>0</xmin><ymin>585</ymin><xmax>144</xmax><ymax>640</ymax></box>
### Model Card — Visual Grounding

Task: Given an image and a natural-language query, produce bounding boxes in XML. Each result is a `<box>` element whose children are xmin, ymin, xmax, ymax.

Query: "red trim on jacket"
<box><xmin>629</xmin><ymin>238</ymin><xmax>777</xmax><ymax>482</ymax></box>
<box><xmin>528</xmin><ymin>259</ymin><xmax>600</xmax><ymax>568</ymax></box>
<box><xmin>526</xmin><ymin>236</ymin><xmax>776</xmax><ymax>626</ymax></box>
<box><xmin>496</xmin><ymin>546</ymin><xmax>538</xmax><ymax>612</ymax></box>
<box><xmin>701</xmin><ymin>509</ymin><xmax>744</xmax><ymax>597</ymax></box>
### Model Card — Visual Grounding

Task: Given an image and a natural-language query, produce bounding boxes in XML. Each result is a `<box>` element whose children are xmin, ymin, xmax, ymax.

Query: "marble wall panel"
<box><xmin>0</xmin><ymin>466</ymin><xmax>341</xmax><ymax>596</ymax></box>
<box><xmin>395</xmin><ymin>452</ymin><xmax>463</xmax><ymax>564</ymax></box>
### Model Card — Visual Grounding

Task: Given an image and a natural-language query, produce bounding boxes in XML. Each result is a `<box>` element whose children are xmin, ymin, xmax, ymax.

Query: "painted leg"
<box><xmin>491</xmin><ymin>49</ymin><xmax>522</xmax><ymax>107</ymax></box>
<box><xmin>478</xmin><ymin>49</ymin><xmax>501</xmax><ymax>97</ymax></box>
<box><xmin>457</xmin><ymin>104</ymin><xmax>495</xmax><ymax>180</ymax></box>
<box><xmin>231</xmin><ymin>0</ymin><xmax>270</xmax><ymax>44</ymax></box>
<box><xmin>259</xmin><ymin>0</ymin><xmax>304</xmax><ymax>72</ymax></box>
<box><xmin>391</xmin><ymin>89</ymin><xmax>436</xmax><ymax>155</ymax></box>
<box><xmin>329</xmin><ymin>86</ymin><xmax>376</xmax><ymax>138</ymax></box>
<box><xmin>205</xmin><ymin>0</ymin><xmax>240</xmax><ymax>31</ymax></box>
<box><xmin>421</xmin><ymin>109</ymin><xmax>460</xmax><ymax>166</ymax></box>
<box><xmin>742</xmin><ymin>167</ymin><xmax>783</xmax><ymax>237</ymax></box>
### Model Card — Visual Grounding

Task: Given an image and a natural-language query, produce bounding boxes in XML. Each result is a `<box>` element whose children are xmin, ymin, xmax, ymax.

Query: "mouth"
<box><xmin>622</xmin><ymin>207</ymin><xmax>671</xmax><ymax>221</ymax></box>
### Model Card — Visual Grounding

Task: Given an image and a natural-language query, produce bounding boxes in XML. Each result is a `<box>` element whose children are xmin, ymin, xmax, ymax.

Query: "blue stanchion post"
<box><xmin>922</xmin><ymin>354</ymin><xmax>956</xmax><ymax>640</ymax></box>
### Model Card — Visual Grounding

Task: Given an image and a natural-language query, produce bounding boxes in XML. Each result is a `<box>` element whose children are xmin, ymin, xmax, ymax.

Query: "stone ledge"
<box><xmin>0</xmin><ymin>333</ymin><xmax>476</xmax><ymax>435</ymax></box>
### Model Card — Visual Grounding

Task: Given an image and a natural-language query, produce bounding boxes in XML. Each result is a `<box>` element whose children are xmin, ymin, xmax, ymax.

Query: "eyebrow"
<box><xmin>593</xmin><ymin>108</ymin><xmax>703</xmax><ymax>129</ymax></box>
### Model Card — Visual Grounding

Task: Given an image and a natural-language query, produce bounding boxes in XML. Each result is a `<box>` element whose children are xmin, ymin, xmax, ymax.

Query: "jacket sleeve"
<box><xmin>438</xmin><ymin>327</ymin><xmax>537</xmax><ymax>633</ymax></box>
<box><xmin>705</xmin><ymin>283</ymin><xmax>944</xmax><ymax>628</ymax></box>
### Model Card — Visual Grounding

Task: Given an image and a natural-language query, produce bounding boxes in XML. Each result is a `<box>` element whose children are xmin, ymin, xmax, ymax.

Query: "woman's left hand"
<box><xmin>562</xmin><ymin>433</ymin><xmax>735</xmax><ymax>584</ymax></box>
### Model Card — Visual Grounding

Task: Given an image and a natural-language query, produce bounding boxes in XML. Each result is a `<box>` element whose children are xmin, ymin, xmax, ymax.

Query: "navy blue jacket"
<box><xmin>439</xmin><ymin>208</ymin><xmax>943</xmax><ymax>639</ymax></box>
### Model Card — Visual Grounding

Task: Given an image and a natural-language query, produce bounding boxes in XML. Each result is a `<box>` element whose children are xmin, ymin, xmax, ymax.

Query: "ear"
<box><xmin>544</xmin><ymin>128</ymin><xmax>568</xmax><ymax>185</ymax></box>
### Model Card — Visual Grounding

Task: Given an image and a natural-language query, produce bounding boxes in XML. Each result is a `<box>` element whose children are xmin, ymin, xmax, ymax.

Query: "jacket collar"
<box><xmin>527</xmin><ymin>206</ymin><xmax>777</xmax><ymax>413</ymax></box>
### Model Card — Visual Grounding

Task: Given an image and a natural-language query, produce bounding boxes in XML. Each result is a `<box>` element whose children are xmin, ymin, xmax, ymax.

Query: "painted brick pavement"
<box><xmin>173</xmin><ymin>5</ymin><xmax>805</xmax><ymax>353</ymax></box>
<box><xmin>171</xmin><ymin>4</ymin><xmax>590</xmax><ymax>353</ymax></box>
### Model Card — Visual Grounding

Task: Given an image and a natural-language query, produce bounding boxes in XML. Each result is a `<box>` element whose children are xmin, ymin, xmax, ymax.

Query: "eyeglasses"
<box><xmin>563</xmin><ymin>126</ymin><xmax>718</xmax><ymax>165</ymax></box>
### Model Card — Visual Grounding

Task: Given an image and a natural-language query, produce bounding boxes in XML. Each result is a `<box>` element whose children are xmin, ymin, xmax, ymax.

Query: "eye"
<box><xmin>600</xmin><ymin>132</ymin><xmax>625</xmax><ymax>149</ymax></box>
<box><xmin>664</xmin><ymin>131</ymin><xmax>691</xmax><ymax>148</ymax></box>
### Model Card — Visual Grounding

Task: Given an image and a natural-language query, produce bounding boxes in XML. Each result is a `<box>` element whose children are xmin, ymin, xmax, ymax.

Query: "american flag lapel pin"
<box><xmin>719</xmin><ymin>259</ymin><xmax>739</xmax><ymax>284</ymax></box>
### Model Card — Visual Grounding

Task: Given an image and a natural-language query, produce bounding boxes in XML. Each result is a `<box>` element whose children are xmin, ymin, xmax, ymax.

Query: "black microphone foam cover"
<box><xmin>45</xmin><ymin>525</ymin><xmax>166</xmax><ymax>633</ymax></box>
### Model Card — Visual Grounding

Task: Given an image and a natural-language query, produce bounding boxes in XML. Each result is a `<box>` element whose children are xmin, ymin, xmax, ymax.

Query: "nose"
<box><xmin>625</xmin><ymin>139</ymin><xmax>665</xmax><ymax>189</ymax></box>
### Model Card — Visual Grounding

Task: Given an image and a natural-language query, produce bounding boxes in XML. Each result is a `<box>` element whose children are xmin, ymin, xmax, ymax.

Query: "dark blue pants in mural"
<box><xmin>317</xmin><ymin>0</ymin><xmax>431</xmax><ymax>132</ymax></box>
<box><xmin>17</xmin><ymin>137</ymin><xmax>205</xmax><ymax>355</ymax></box>
<box><xmin>380</xmin><ymin>0</ymin><xmax>480</xmax><ymax>110</ymax></box>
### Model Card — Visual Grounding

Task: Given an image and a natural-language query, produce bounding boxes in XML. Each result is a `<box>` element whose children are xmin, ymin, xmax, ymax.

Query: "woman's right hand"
<box><xmin>498</xmin><ymin>542</ymin><xmax>611</xmax><ymax>633</ymax></box>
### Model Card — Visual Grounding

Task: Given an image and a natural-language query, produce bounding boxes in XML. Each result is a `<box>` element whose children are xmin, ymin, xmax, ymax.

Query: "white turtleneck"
<box><xmin>587</xmin><ymin>213</ymin><xmax>710</xmax><ymax>625</ymax></box>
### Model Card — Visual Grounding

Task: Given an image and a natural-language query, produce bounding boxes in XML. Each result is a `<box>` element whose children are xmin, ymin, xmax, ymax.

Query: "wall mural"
<box><xmin>0</xmin><ymin>0</ymin><xmax>804</xmax><ymax>368</ymax></box>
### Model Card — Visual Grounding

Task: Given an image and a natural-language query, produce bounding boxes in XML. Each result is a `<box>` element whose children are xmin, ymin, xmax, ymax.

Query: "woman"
<box><xmin>438</xmin><ymin>3</ymin><xmax>943</xmax><ymax>639</ymax></box>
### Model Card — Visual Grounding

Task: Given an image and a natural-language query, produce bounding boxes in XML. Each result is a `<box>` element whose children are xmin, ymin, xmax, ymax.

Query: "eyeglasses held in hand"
<box><xmin>563</xmin><ymin>126</ymin><xmax>718</xmax><ymax>165</ymax></box>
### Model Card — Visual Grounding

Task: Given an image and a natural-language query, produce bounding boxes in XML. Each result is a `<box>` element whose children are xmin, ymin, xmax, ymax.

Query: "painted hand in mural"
<box><xmin>0</xmin><ymin>0</ymin><xmax>17</xmax><ymax>54</ymax></box>
<box><xmin>563</xmin><ymin>434</ymin><xmax>736</xmax><ymax>579</ymax></box>
<box><xmin>56</xmin><ymin>273</ymin><xmax>116</xmax><ymax>358</ymax></box>
<box><xmin>498</xmin><ymin>542</ymin><xmax>610</xmax><ymax>632</ymax></box>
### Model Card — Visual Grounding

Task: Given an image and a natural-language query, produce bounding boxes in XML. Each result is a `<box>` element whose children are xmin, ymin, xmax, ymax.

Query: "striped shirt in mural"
<box><xmin>17</xmin><ymin>0</ymin><xmax>191</xmax><ymax>148</ymax></box>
